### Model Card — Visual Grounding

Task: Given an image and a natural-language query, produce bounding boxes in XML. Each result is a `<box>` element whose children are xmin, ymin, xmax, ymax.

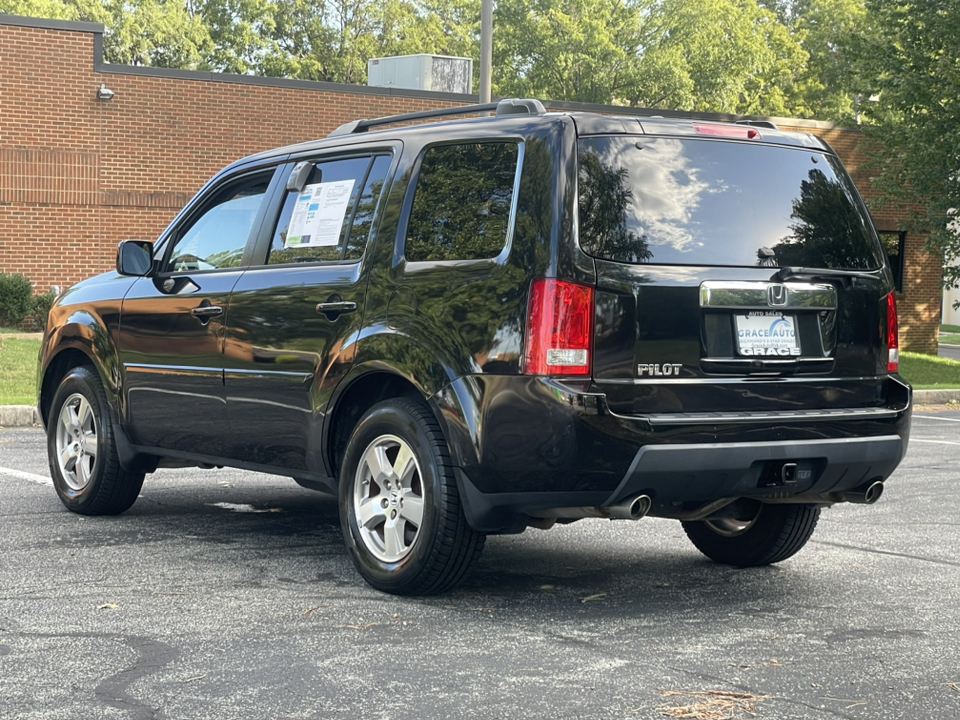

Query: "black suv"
<box><xmin>37</xmin><ymin>99</ymin><xmax>911</xmax><ymax>594</ymax></box>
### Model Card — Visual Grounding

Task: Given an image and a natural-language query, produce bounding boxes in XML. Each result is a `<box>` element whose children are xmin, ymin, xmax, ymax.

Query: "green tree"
<box><xmin>0</xmin><ymin>0</ymin><xmax>213</xmax><ymax>67</ymax></box>
<box><xmin>493</xmin><ymin>0</ymin><xmax>809</xmax><ymax>115</ymax></box>
<box><xmin>853</xmin><ymin>0</ymin><xmax>960</xmax><ymax>295</ymax></box>
<box><xmin>789</xmin><ymin>0</ymin><xmax>866</xmax><ymax>123</ymax></box>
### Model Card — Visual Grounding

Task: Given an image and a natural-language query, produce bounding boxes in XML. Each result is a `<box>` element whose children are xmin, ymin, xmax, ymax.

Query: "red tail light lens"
<box><xmin>524</xmin><ymin>279</ymin><xmax>594</xmax><ymax>376</ymax></box>
<box><xmin>886</xmin><ymin>291</ymin><xmax>899</xmax><ymax>373</ymax></box>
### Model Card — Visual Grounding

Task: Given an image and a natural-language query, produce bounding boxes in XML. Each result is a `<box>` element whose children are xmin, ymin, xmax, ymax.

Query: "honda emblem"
<box><xmin>767</xmin><ymin>284</ymin><xmax>787</xmax><ymax>307</ymax></box>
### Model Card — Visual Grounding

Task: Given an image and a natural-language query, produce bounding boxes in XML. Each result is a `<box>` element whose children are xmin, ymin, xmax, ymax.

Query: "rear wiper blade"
<box><xmin>772</xmin><ymin>267</ymin><xmax>880</xmax><ymax>284</ymax></box>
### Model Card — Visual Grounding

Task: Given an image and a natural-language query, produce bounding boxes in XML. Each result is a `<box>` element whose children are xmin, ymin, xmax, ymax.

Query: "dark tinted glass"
<box><xmin>405</xmin><ymin>142</ymin><xmax>518</xmax><ymax>262</ymax></box>
<box><xmin>578</xmin><ymin>137</ymin><xmax>885</xmax><ymax>270</ymax></box>
<box><xmin>345</xmin><ymin>154</ymin><xmax>392</xmax><ymax>260</ymax></box>
<box><xmin>268</xmin><ymin>156</ymin><xmax>371</xmax><ymax>265</ymax></box>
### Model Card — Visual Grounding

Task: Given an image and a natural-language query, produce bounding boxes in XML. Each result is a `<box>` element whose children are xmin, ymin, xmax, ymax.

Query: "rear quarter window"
<box><xmin>405</xmin><ymin>141</ymin><xmax>520</xmax><ymax>262</ymax></box>
<box><xmin>577</xmin><ymin>136</ymin><xmax>886</xmax><ymax>270</ymax></box>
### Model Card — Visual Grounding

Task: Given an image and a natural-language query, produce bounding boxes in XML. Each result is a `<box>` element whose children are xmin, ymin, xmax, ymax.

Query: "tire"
<box><xmin>47</xmin><ymin>366</ymin><xmax>145</xmax><ymax>515</ymax></box>
<box><xmin>338</xmin><ymin>398</ymin><xmax>485</xmax><ymax>595</ymax></box>
<box><xmin>681</xmin><ymin>501</ymin><xmax>820</xmax><ymax>567</ymax></box>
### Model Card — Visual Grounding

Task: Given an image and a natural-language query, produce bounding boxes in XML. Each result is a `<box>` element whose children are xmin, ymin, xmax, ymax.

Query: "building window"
<box><xmin>879</xmin><ymin>231</ymin><xmax>906</xmax><ymax>292</ymax></box>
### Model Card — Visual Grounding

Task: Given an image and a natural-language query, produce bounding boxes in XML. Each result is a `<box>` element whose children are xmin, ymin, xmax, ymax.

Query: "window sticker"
<box><xmin>286</xmin><ymin>179</ymin><xmax>356</xmax><ymax>248</ymax></box>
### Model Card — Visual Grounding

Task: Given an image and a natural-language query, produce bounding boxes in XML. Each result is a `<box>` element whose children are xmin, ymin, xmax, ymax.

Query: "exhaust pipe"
<box><xmin>528</xmin><ymin>494</ymin><xmax>652</xmax><ymax>521</ymax></box>
<box><xmin>606</xmin><ymin>493</ymin><xmax>653</xmax><ymax>520</ymax></box>
<box><xmin>839</xmin><ymin>480</ymin><xmax>884</xmax><ymax>504</ymax></box>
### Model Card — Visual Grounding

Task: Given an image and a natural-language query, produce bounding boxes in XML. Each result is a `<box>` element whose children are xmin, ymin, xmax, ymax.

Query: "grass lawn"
<box><xmin>900</xmin><ymin>351</ymin><xmax>960</xmax><ymax>390</ymax></box>
<box><xmin>941</xmin><ymin>323</ymin><xmax>960</xmax><ymax>346</ymax></box>
<box><xmin>0</xmin><ymin>336</ymin><xmax>40</xmax><ymax>405</ymax></box>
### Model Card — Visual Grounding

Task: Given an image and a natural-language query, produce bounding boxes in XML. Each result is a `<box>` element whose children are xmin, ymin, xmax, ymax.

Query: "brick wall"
<box><xmin>0</xmin><ymin>15</ymin><xmax>942</xmax><ymax>351</ymax></box>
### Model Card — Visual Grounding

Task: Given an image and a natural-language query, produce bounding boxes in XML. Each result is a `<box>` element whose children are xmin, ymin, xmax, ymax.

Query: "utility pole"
<box><xmin>480</xmin><ymin>0</ymin><xmax>492</xmax><ymax>103</ymax></box>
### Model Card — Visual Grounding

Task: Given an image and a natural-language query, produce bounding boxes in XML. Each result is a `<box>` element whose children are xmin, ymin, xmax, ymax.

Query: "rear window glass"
<box><xmin>578</xmin><ymin>137</ymin><xmax>885</xmax><ymax>270</ymax></box>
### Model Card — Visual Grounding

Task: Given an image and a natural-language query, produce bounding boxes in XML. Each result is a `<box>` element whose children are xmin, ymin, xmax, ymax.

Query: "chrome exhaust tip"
<box><xmin>841</xmin><ymin>480</ymin><xmax>884</xmax><ymax>504</ymax></box>
<box><xmin>607</xmin><ymin>494</ymin><xmax>652</xmax><ymax>520</ymax></box>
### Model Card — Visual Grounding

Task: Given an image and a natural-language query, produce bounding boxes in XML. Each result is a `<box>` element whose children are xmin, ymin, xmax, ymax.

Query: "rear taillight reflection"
<box><xmin>524</xmin><ymin>279</ymin><xmax>594</xmax><ymax>376</ymax></box>
<box><xmin>886</xmin><ymin>291</ymin><xmax>899</xmax><ymax>373</ymax></box>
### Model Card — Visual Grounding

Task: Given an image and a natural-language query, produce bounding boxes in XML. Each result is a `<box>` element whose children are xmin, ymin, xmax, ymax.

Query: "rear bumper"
<box><xmin>432</xmin><ymin>375</ymin><xmax>911</xmax><ymax>533</ymax></box>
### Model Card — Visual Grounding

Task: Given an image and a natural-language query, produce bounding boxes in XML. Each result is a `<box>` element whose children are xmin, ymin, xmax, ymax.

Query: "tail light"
<box><xmin>524</xmin><ymin>279</ymin><xmax>594</xmax><ymax>376</ymax></box>
<box><xmin>885</xmin><ymin>291</ymin><xmax>899</xmax><ymax>373</ymax></box>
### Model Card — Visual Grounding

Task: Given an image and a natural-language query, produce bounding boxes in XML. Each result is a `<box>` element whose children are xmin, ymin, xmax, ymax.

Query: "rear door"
<box><xmin>221</xmin><ymin>151</ymin><xmax>396</xmax><ymax>470</ymax></box>
<box><xmin>577</xmin><ymin>128</ymin><xmax>898</xmax><ymax>416</ymax></box>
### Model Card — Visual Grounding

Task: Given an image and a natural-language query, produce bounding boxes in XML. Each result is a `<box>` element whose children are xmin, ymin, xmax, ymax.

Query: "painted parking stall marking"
<box><xmin>0</xmin><ymin>467</ymin><xmax>52</xmax><ymax>486</ymax></box>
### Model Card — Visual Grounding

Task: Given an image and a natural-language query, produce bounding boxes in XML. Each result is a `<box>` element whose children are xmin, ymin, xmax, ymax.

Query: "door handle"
<box><xmin>315</xmin><ymin>301</ymin><xmax>357</xmax><ymax>313</ymax></box>
<box><xmin>316</xmin><ymin>297</ymin><xmax>357</xmax><ymax>320</ymax></box>
<box><xmin>190</xmin><ymin>304</ymin><xmax>223</xmax><ymax>325</ymax></box>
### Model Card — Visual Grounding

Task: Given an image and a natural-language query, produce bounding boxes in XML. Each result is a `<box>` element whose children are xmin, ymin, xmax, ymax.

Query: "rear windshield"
<box><xmin>577</xmin><ymin>136</ymin><xmax>886</xmax><ymax>269</ymax></box>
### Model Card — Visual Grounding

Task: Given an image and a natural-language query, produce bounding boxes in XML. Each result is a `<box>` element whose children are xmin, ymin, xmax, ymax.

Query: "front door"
<box><xmin>118</xmin><ymin>168</ymin><xmax>279</xmax><ymax>456</ymax></box>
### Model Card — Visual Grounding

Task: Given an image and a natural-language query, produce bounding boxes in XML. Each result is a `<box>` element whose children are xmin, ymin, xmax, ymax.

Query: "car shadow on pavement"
<box><xmin>74</xmin><ymin>482</ymin><xmax>831</xmax><ymax>619</ymax></box>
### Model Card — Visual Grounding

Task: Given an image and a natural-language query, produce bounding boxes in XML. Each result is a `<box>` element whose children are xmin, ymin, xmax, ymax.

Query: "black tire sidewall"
<box><xmin>338</xmin><ymin>400</ymin><xmax>447</xmax><ymax>593</ymax></box>
<box><xmin>683</xmin><ymin>503</ymin><xmax>820</xmax><ymax>566</ymax></box>
<box><xmin>47</xmin><ymin>367</ymin><xmax>112</xmax><ymax>512</ymax></box>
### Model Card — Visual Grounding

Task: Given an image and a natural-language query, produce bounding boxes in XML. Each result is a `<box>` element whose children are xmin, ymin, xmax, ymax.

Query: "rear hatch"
<box><xmin>576</xmin><ymin>118</ymin><xmax>902</xmax><ymax>416</ymax></box>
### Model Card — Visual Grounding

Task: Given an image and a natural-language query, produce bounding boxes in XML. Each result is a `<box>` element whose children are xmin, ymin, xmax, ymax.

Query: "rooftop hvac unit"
<box><xmin>367</xmin><ymin>54</ymin><xmax>473</xmax><ymax>95</ymax></box>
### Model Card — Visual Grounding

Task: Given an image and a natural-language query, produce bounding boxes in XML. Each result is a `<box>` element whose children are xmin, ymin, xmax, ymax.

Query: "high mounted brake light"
<box><xmin>694</xmin><ymin>123</ymin><xmax>760</xmax><ymax>140</ymax></box>
<box><xmin>524</xmin><ymin>279</ymin><xmax>594</xmax><ymax>376</ymax></box>
<box><xmin>886</xmin><ymin>291</ymin><xmax>899</xmax><ymax>373</ymax></box>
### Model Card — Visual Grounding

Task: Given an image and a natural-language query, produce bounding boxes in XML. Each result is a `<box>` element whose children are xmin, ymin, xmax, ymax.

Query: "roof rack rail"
<box><xmin>327</xmin><ymin>98</ymin><xmax>546</xmax><ymax>137</ymax></box>
<box><xmin>735</xmin><ymin>119</ymin><xmax>779</xmax><ymax>130</ymax></box>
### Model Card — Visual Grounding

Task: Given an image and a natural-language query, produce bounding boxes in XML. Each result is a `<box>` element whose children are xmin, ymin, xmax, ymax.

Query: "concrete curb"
<box><xmin>0</xmin><ymin>406</ymin><xmax>41</xmax><ymax>427</ymax></box>
<box><xmin>913</xmin><ymin>389</ymin><xmax>960</xmax><ymax>405</ymax></box>
<box><xmin>0</xmin><ymin>392</ymin><xmax>957</xmax><ymax>428</ymax></box>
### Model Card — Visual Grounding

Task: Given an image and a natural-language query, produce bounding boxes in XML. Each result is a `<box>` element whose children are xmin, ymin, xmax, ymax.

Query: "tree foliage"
<box><xmin>852</xmin><ymin>0</ymin><xmax>960</xmax><ymax>292</ymax></box>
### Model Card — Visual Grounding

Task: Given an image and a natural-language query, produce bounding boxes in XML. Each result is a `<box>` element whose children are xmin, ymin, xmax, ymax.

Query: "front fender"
<box><xmin>38</xmin><ymin>309</ymin><xmax>121</xmax><ymax>424</ymax></box>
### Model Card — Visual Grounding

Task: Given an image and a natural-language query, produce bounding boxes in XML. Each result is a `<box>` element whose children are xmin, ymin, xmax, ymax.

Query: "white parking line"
<box><xmin>914</xmin><ymin>414</ymin><xmax>960</xmax><ymax>423</ymax></box>
<box><xmin>911</xmin><ymin>439</ymin><xmax>960</xmax><ymax>447</ymax></box>
<box><xmin>0</xmin><ymin>466</ymin><xmax>52</xmax><ymax>486</ymax></box>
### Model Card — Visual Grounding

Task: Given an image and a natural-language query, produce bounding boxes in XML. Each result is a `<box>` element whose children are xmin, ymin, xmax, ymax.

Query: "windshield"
<box><xmin>577</xmin><ymin>136</ymin><xmax>886</xmax><ymax>270</ymax></box>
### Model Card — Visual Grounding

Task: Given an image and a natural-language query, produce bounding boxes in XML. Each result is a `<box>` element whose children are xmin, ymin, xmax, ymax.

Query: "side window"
<box><xmin>405</xmin><ymin>142</ymin><xmax>519</xmax><ymax>262</ymax></box>
<box><xmin>165</xmin><ymin>174</ymin><xmax>270</xmax><ymax>273</ymax></box>
<box><xmin>345</xmin><ymin>154</ymin><xmax>393</xmax><ymax>260</ymax></box>
<box><xmin>267</xmin><ymin>154</ymin><xmax>389</xmax><ymax>265</ymax></box>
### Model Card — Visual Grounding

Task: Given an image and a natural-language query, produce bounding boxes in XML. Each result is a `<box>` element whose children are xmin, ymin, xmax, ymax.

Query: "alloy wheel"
<box><xmin>55</xmin><ymin>392</ymin><xmax>99</xmax><ymax>491</ymax></box>
<box><xmin>352</xmin><ymin>434</ymin><xmax>425</xmax><ymax>562</ymax></box>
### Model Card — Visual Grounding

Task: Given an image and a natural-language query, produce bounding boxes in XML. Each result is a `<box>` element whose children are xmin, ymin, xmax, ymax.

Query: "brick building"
<box><xmin>0</xmin><ymin>14</ymin><xmax>942</xmax><ymax>351</ymax></box>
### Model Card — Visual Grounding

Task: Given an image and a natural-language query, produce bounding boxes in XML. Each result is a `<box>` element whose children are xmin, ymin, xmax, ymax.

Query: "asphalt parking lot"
<box><xmin>1</xmin><ymin>412</ymin><xmax>959</xmax><ymax>720</ymax></box>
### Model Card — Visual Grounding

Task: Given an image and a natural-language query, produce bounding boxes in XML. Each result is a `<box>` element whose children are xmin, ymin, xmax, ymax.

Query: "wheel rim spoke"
<box><xmin>399</xmin><ymin>495</ymin><xmax>423</xmax><ymax>528</ymax></box>
<box><xmin>393</xmin><ymin>443</ymin><xmax>416</xmax><ymax>487</ymax></box>
<box><xmin>60</xmin><ymin>407</ymin><xmax>76</xmax><ymax>432</ymax></box>
<box><xmin>362</xmin><ymin>444</ymin><xmax>393</xmax><ymax>484</ymax></box>
<box><xmin>59</xmin><ymin>444</ymin><xmax>77</xmax><ymax>471</ymax></box>
<box><xmin>357</xmin><ymin>496</ymin><xmax>384</xmax><ymax>529</ymax></box>
<box><xmin>383</xmin><ymin>521</ymin><xmax>404</xmax><ymax>558</ymax></box>
<box><xmin>77</xmin><ymin>397</ymin><xmax>94</xmax><ymax>430</ymax></box>
<box><xmin>83</xmin><ymin>432</ymin><xmax>99</xmax><ymax>459</ymax></box>
<box><xmin>77</xmin><ymin>454</ymin><xmax>92</xmax><ymax>484</ymax></box>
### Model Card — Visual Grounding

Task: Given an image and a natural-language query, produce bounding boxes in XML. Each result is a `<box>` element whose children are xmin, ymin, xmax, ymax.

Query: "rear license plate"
<box><xmin>735</xmin><ymin>313</ymin><xmax>800</xmax><ymax>356</ymax></box>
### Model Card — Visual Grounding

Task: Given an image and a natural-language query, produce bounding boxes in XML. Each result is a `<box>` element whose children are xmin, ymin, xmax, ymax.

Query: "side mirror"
<box><xmin>117</xmin><ymin>240</ymin><xmax>154</xmax><ymax>277</ymax></box>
